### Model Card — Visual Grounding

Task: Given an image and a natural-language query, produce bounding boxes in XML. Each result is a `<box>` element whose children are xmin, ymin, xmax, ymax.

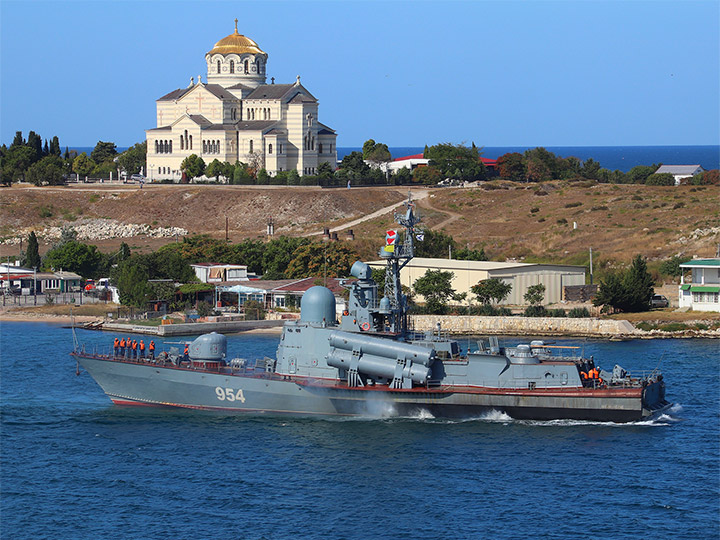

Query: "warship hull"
<box><xmin>73</xmin><ymin>353</ymin><xmax>669</xmax><ymax>422</ymax></box>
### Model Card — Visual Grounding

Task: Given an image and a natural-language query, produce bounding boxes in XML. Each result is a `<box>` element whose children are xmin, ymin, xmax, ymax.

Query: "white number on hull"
<box><xmin>215</xmin><ymin>387</ymin><xmax>246</xmax><ymax>403</ymax></box>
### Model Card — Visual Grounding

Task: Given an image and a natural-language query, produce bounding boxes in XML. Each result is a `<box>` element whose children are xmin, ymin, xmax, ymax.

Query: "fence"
<box><xmin>1</xmin><ymin>291</ymin><xmax>113</xmax><ymax>308</ymax></box>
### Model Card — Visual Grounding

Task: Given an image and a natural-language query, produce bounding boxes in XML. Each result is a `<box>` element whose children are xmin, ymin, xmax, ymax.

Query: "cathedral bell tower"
<box><xmin>205</xmin><ymin>19</ymin><xmax>268</xmax><ymax>89</ymax></box>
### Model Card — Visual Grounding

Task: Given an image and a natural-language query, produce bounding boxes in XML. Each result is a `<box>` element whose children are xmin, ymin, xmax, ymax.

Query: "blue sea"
<box><xmin>2</xmin><ymin>321</ymin><xmax>718</xmax><ymax>539</ymax></box>
<box><xmin>339</xmin><ymin>145</ymin><xmax>720</xmax><ymax>173</ymax></box>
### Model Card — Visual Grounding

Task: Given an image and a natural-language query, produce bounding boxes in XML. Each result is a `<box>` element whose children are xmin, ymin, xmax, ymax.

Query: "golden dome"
<box><xmin>207</xmin><ymin>20</ymin><xmax>265</xmax><ymax>56</ymax></box>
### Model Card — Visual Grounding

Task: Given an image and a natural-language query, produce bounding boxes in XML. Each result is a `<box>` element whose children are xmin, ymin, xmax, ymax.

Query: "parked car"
<box><xmin>651</xmin><ymin>294</ymin><xmax>669</xmax><ymax>308</ymax></box>
<box><xmin>130</xmin><ymin>174</ymin><xmax>145</xmax><ymax>182</ymax></box>
<box><xmin>84</xmin><ymin>279</ymin><xmax>96</xmax><ymax>291</ymax></box>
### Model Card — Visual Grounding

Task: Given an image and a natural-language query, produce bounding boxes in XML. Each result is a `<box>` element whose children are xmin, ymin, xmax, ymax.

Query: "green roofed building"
<box><xmin>679</xmin><ymin>258</ymin><xmax>720</xmax><ymax>312</ymax></box>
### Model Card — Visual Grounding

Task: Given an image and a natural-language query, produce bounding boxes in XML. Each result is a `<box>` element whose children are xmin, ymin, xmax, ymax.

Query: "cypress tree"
<box><xmin>26</xmin><ymin>231</ymin><xmax>41</xmax><ymax>269</ymax></box>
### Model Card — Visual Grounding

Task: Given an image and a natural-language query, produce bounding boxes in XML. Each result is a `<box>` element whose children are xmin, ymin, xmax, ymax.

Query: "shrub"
<box><xmin>564</xmin><ymin>201</ymin><xmax>583</xmax><ymax>208</ymax></box>
<box><xmin>530</xmin><ymin>207</ymin><xmax>540</xmax><ymax>214</ymax></box>
<box><xmin>658</xmin><ymin>322</ymin><xmax>689</xmax><ymax>332</ymax></box>
<box><xmin>567</xmin><ymin>307</ymin><xmax>591</xmax><ymax>318</ymax></box>
<box><xmin>548</xmin><ymin>308</ymin><xmax>567</xmax><ymax>317</ymax></box>
<box><xmin>635</xmin><ymin>322</ymin><xmax>654</xmax><ymax>331</ymax></box>
<box><xmin>557</xmin><ymin>218</ymin><xmax>568</xmax><ymax>224</ymax></box>
<box><xmin>523</xmin><ymin>305</ymin><xmax>547</xmax><ymax>317</ymax></box>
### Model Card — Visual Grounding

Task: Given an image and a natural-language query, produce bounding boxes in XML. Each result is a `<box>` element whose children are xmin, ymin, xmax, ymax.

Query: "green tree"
<box><xmin>205</xmin><ymin>159</ymin><xmax>223</xmax><ymax>181</ymax></box>
<box><xmin>659</xmin><ymin>255</ymin><xmax>692</xmax><ymax>278</ymax></box>
<box><xmin>414</xmin><ymin>229</ymin><xmax>456</xmax><ymax>258</ymax></box>
<box><xmin>72</xmin><ymin>152</ymin><xmax>95</xmax><ymax>179</ymax></box>
<box><xmin>426</xmin><ymin>142</ymin><xmax>486</xmax><ymax>181</ymax></box>
<box><xmin>471</xmin><ymin>278</ymin><xmax>512</xmax><ymax>305</ymax></box>
<box><xmin>90</xmin><ymin>141</ymin><xmax>117</xmax><ymax>163</ymax></box>
<box><xmin>116</xmin><ymin>142</ymin><xmax>147</xmax><ymax>176</ymax></box>
<box><xmin>581</xmin><ymin>158</ymin><xmax>601</xmax><ymax>180</ymax></box>
<box><xmin>26</xmin><ymin>131</ymin><xmax>43</xmax><ymax>161</ymax></box>
<box><xmin>455</xmin><ymin>246</ymin><xmax>487</xmax><ymax>261</ymax></box>
<box><xmin>645</xmin><ymin>173</ymin><xmax>675</xmax><ymax>186</ymax></box>
<box><xmin>413</xmin><ymin>269</ymin><xmax>461</xmax><ymax>314</ymax></box>
<box><xmin>262</xmin><ymin>236</ymin><xmax>310</xmax><ymax>279</ymax></box>
<box><xmin>338</xmin><ymin>151</ymin><xmax>371</xmax><ymax>178</ymax></box>
<box><xmin>2</xmin><ymin>145</ymin><xmax>36</xmax><ymax>184</ymax></box>
<box><xmin>180</xmin><ymin>154</ymin><xmax>206</xmax><ymax>180</ymax></box>
<box><xmin>412</xmin><ymin>165</ymin><xmax>442</xmax><ymax>185</ymax></box>
<box><xmin>116</xmin><ymin>260</ymin><xmax>152</xmax><ymax>307</ymax></box>
<box><xmin>622</xmin><ymin>254</ymin><xmax>654</xmax><ymax>311</ymax></box>
<box><xmin>524</xmin><ymin>283</ymin><xmax>546</xmax><ymax>305</ymax></box>
<box><xmin>25</xmin><ymin>231</ymin><xmax>41</xmax><ymax>269</ymax></box>
<box><xmin>118</xmin><ymin>242</ymin><xmax>131</xmax><ymax>262</ymax></box>
<box><xmin>626</xmin><ymin>165</ymin><xmax>657</xmax><ymax>184</ymax></box>
<box><xmin>233</xmin><ymin>162</ymin><xmax>253</xmax><ymax>184</ymax></box>
<box><xmin>49</xmin><ymin>136</ymin><xmax>61</xmax><ymax>156</ymax></box>
<box><xmin>285</xmin><ymin>242</ymin><xmax>359</xmax><ymax>279</ymax></box>
<box><xmin>593</xmin><ymin>255</ymin><xmax>654</xmax><ymax>312</ymax></box>
<box><xmin>25</xmin><ymin>155</ymin><xmax>65</xmax><ymax>186</ymax></box>
<box><xmin>43</xmin><ymin>240</ymin><xmax>103</xmax><ymax>277</ymax></box>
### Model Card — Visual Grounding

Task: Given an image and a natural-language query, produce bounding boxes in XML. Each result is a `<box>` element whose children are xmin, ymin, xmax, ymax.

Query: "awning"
<box><xmin>690</xmin><ymin>285</ymin><xmax>720</xmax><ymax>293</ymax></box>
<box><xmin>225</xmin><ymin>284</ymin><xmax>266</xmax><ymax>294</ymax></box>
<box><xmin>680</xmin><ymin>284</ymin><xmax>691</xmax><ymax>290</ymax></box>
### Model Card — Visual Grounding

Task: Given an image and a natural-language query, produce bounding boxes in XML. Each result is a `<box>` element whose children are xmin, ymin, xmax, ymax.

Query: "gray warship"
<box><xmin>72</xmin><ymin>197</ymin><xmax>671</xmax><ymax>422</ymax></box>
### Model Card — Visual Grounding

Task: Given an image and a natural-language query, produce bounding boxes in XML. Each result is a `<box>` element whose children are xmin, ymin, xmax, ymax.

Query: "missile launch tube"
<box><xmin>326</xmin><ymin>349</ymin><xmax>431</xmax><ymax>385</ymax></box>
<box><xmin>328</xmin><ymin>331</ymin><xmax>435</xmax><ymax>367</ymax></box>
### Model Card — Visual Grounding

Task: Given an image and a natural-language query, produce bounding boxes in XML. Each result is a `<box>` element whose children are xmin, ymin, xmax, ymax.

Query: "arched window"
<box><xmin>169</xmin><ymin>140</ymin><xmax>172</xmax><ymax>153</ymax></box>
<box><xmin>230</xmin><ymin>60</ymin><xmax>234</xmax><ymax>74</ymax></box>
<box><xmin>268</xmin><ymin>144</ymin><xmax>273</xmax><ymax>155</ymax></box>
<box><xmin>189</xmin><ymin>135</ymin><xmax>192</xmax><ymax>150</ymax></box>
<box><xmin>203</xmin><ymin>141</ymin><xmax>207</xmax><ymax>154</ymax></box>
<box><xmin>217</xmin><ymin>60</ymin><xmax>221</xmax><ymax>74</ymax></box>
<box><xmin>249</xmin><ymin>140</ymin><xmax>253</xmax><ymax>153</ymax></box>
<box><xmin>244</xmin><ymin>60</ymin><xmax>249</xmax><ymax>73</ymax></box>
<box><xmin>155</xmin><ymin>141</ymin><xmax>159</xmax><ymax>154</ymax></box>
<box><xmin>164</xmin><ymin>140</ymin><xmax>169</xmax><ymax>153</ymax></box>
<box><xmin>319</xmin><ymin>143</ymin><xmax>323</xmax><ymax>154</ymax></box>
<box><xmin>311</xmin><ymin>137</ymin><xmax>315</xmax><ymax>151</ymax></box>
<box><xmin>279</xmin><ymin>144</ymin><xmax>283</xmax><ymax>154</ymax></box>
<box><xmin>180</xmin><ymin>135</ymin><xmax>184</xmax><ymax>150</ymax></box>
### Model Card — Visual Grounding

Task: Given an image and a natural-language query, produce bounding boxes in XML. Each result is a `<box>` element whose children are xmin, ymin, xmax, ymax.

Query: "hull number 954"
<box><xmin>215</xmin><ymin>387</ymin><xmax>246</xmax><ymax>403</ymax></box>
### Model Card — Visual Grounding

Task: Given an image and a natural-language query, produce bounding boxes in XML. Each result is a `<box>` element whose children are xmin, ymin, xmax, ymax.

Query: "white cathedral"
<box><xmin>146</xmin><ymin>21</ymin><xmax>337</xmax><ymax>181</ymax></box>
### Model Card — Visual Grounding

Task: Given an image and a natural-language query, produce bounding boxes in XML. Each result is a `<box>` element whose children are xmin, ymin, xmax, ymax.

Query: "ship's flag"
<box><xmin>384</xmin><ymin>230</ymin><xmax>397</xmax><ymax>253</ymax></box>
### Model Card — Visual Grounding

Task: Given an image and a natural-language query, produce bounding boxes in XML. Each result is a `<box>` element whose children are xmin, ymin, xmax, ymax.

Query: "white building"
<box><xmin>655</xmin><ymin>165</ymin><xmax>704</xmax><ymax>185</ymax></box>
<box><xmin>146</xmin><ymin>20</ymin><xmax>337</xmax><ymax>181</ymax></box>
<box><xmin>191</xmin><ymin>263</ymin><xmax>249</xmax><ymax>283</ymax></box>
<box><xmin>678</xmin><ymin>258</ymin><xmax>720</xmax><ymax>312</ymax></box>
<box><xmin>367</xmin><ymin>257</ymin><xmax>586</xmax><ymax>305</ymax></box>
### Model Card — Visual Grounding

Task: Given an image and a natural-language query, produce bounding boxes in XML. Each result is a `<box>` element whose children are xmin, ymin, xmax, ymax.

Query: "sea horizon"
<box><xmin>66</xmin><ymin>144</ymin><xmax>719</xmax><ymax>174</ymax></box>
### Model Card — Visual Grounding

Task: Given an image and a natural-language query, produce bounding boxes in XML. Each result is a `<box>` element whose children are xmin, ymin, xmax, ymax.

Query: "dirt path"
<box><xmin>305</xmin><ymin>189</ymin><xmax>430</xmax><ymax>236</ymax></box>
<box><xmin>415</xmin><ymin>192</ymin><xmax>463</xmax><ymax>230</ymax></box>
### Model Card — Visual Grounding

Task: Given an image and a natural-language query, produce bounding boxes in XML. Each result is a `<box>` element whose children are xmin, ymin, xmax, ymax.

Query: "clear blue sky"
<box><xmin>1</xmin><ymin>0</ymin><xmax>718</xmax><ymax>148</ymax></box>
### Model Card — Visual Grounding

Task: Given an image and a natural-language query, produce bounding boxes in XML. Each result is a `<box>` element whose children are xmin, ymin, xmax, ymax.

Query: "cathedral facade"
<box><xmin>146</xmin><ymin>21</ymin><xmax>337</xmax><ymax>181</ymax></box>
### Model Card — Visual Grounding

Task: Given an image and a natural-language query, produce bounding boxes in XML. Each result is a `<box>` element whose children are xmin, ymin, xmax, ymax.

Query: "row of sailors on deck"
<box><xmin>114</xmin><ymin>337</ymin><xmax>155</xmax><ymax>360</ymax></box>
<box><xmin>581</xmin><ymin>366</ymin><xmax>602</xmax><ymax>382</ymax></box>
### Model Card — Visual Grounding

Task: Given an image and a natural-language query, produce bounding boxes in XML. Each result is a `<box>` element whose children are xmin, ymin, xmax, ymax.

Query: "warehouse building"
<box><xmin>368</xmin><ymin>257</ymin><xmax>586</xmax><ymax>306</ymax></box>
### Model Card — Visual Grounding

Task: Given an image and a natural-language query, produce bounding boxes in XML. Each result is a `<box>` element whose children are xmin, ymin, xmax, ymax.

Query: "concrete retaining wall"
<box><xmin>410</xmin><ymin>315</ymin><xmax>637</xmax><ymax>338</ymax></box>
